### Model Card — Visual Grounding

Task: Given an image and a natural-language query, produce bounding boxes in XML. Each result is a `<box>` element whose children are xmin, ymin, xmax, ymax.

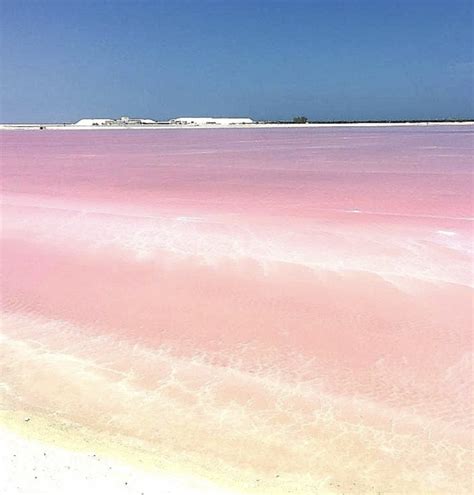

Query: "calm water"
<box><xmin>1</xmin><ymin>126</ymin><xmax>473</xmax><ymax>494</ymax></box>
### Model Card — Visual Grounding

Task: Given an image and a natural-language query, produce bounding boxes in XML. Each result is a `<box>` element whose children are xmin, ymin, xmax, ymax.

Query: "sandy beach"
<box><xmin>0</xmin><ymin>418</ymin><xmax>242</xmax><ymax>495</ymax></box>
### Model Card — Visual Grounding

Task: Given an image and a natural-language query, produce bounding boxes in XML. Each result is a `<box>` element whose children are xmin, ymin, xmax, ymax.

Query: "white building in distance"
<box><xmin>170</xmin><ymin>117</ymin><xmax>254</xmax><ymax>126</ymax></box>
<box><xmin>74</xmin><ymin>118</ymin><xmax>115</xmax><ymax>126</ymax></box>
<box><xmin>74</xmin><ymin>116</ymin><xmax>157</xmax><ymax>126</ymax></box>
<box><xmin>73</xmin><ymin>116</ymin><xmax>254</xmax><ymax>127</ymax></box>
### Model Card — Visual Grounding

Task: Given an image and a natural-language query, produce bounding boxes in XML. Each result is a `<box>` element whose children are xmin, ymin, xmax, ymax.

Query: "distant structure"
<box><xmin>74</xmin><ymin>118</ymin><xmax>115</xmax><ymax>126</ymax></box>
<box><xmin>169</xmin><ymin>117</ymin><xmax>254</xmax><ymax>126</ymax></box>
<box><xmin>74</xmin><ymin>116</ymin><xmax>157</xmax><ymax>126</ymax></box>
<box><xmin>73</xmin><ymin>116</ymin><xmax>254</xmax><ymax>127</ymax></box>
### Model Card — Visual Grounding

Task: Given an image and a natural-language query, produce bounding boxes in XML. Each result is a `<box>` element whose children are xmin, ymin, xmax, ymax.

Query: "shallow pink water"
<box><xmin>1</xmin><ymin>127</ymin><xmax>473</xmax><ymax>493</ymax></box>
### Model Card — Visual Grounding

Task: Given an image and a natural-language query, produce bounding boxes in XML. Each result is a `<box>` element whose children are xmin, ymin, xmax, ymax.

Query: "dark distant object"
<box><xmin>293</xmin><ymin>116</ymin><xmax>308</xmax><ymax>124</ymax></box>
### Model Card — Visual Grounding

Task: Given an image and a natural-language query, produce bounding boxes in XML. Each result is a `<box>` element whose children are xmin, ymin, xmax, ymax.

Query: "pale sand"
<box><xmin>0</xmin><ymin>419</ymin><xmax>241</xmax><ymax>495</ymax></box>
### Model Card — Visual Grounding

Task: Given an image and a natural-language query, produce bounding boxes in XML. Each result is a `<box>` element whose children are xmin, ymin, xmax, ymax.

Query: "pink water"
<box><xmin>1</xmin><ymin>127</ymin><xmax>473</xmax><ymax>493</ymax></box>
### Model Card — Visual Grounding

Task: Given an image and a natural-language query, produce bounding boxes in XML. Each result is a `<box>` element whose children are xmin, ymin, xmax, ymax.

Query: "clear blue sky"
<box><xmin>1</xmin><ymin>0</ymin><xmax>472</xmax><ymax>122</ymax></box>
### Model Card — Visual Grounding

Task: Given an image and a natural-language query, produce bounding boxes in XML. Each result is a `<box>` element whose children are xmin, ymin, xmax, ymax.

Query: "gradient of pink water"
<box><xmin>1</xmin><ymin>127</ymin><xmax>473</xmax><ymax>493</ymax></box>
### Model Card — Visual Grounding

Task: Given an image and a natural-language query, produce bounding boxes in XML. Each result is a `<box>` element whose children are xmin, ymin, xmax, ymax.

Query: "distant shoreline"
<box><xmin>1</xmin><ymin>120</ymin><xmax>473</xmax><ymax>131</ymax></box>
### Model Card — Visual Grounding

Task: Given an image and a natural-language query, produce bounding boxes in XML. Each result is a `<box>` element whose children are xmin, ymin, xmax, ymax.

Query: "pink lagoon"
<box><xmin>1</xmin><ymin>125</ymin><xmax>473</xmax><ymax>494</ymax></box>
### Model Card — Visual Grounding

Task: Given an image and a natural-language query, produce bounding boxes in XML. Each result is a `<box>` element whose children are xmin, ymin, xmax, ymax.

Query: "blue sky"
<box><xmin>1</xmin><ymin>0</ymin><xmax>472</xmax><ymax>122</ymax></box>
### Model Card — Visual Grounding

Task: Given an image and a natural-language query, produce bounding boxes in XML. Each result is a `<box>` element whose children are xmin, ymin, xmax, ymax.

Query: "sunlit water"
<box><xmin>1</xmin><ymin>126</ymin><xmax>473</xmax><ymax>493</ymax></box>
